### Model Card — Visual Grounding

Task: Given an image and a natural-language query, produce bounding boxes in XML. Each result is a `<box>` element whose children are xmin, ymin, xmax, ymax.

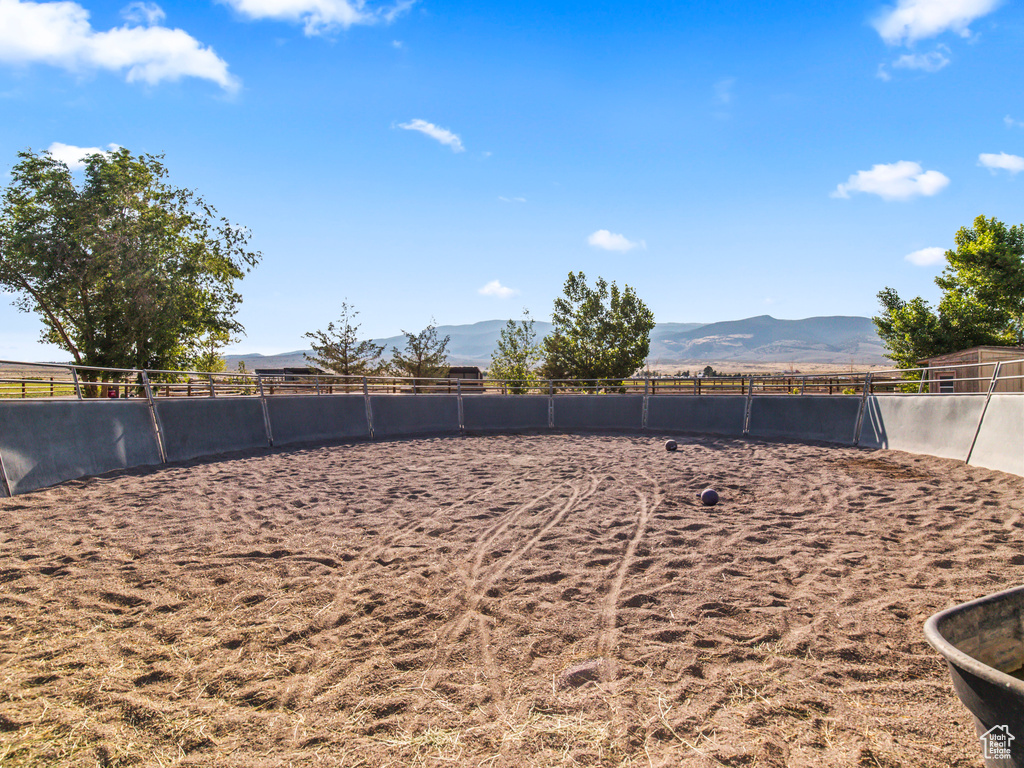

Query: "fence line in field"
<box><xmin>2</xmin><ymin>357</ymin><xmax>1022</xmax><ymax>401</ymax></box>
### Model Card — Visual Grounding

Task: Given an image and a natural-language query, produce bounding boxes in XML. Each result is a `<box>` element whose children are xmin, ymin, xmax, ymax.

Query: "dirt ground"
<box><xmin>1</xmin><ymin>433</ymin><xmax>1022</xmax><ymax>767</ymax></box>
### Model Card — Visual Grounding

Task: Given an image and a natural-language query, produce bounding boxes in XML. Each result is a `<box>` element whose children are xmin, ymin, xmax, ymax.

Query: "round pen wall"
<box><xmin>0</xmin><ymin>360</ymin><xmax>1021</xmax><ymax>497</ymax></box>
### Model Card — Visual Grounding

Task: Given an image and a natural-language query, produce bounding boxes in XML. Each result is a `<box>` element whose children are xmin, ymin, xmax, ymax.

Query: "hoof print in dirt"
<box><xmin>557</xmin><ymin>658</ymin><xmax>613</xmax><ymax>689</ymax></box>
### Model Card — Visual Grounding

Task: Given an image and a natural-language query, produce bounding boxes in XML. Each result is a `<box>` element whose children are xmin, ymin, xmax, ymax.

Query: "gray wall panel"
<box><xmin>552</xmin><ymin>395</ymin><xmax>643</xmax><ymax>431</ymax></box>
<box><xmin>0</xmin><ymin>400</ymin><xmax>161</xmax><ymax>494</ymax></box>
<box><xmin>155</xmin><ymin>398</ymin><xmax>267</xmax><ymax>462</ymax></box>
<box><xmin>647</xmin><ymin>396</ymin><xmax>746</xmax><ymax>436</ymax></box>
<box><xmin>748</xmin><ymin>396</ymin><xmax>861</xmax><ymax>445</ymax></box>
<box><xmin>967</xmin><ymin>395</ymin><xmax>1023</xmax><ymax>476</ymax></box>
<box><xmin>860</xmin><ymin>395</ymin><xmax>985</xmax><ymax>462</ymax></box>
<box><xmin>463</xmin><ymin>395</ymin><xmax>548</xmax><ymax>432</ymax></box>
<box><xmin>266</xmin><ymin>395</ymin><xmax>369</xmax><ymax>445</ymax></box>
<box><xmin>369</xmin><ymin>395</ymin><xmax>460</xmax><ymax>437</ymax></box>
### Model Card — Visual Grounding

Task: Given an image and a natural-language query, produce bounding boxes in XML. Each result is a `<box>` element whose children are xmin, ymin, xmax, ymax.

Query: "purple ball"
<box><xmin>699</xmin><ymin>488</ymin><xmax>719</xmax><ymax>507</ymax></box>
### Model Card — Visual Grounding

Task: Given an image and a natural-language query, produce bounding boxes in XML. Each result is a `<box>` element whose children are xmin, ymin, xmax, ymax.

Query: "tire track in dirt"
<box><xmin>466</xmin><ymin>473</ymin><xmax>604</xmax><ymax>702</ymax></box>
<box><xmin>466</xmin><ymin>483</ymin><xmax>568</xmax><ymax>580</ymax></box>
<box><xmin>264</xmin><ymin>468</ymin><xmax>537</xmax><ymax>704</ymax></box>
<box><xmin>179</xmin><ymin>461</ymin><xmax>533</xmax><ymax>709</ymax></box>
<box><xmin>424</xmin><ymin>472</ymin><xmax>603</xmax><ymax>698</ymax></box>
<box><xmin>212</xmin><ymin>457</ymin><xmax>568</xmax><ymax>710</ymax></box>
<box><xmin>422</xmin><ymin>480</ymin><xmax>576</xmax><ymax>697</ymax></box>
<box><xmin>427</xmin><ymin>479</ymin><xmax>585</xmax><ymax>662</ymax></box>
<box><xmin>596</xmin><ymin>470</ymin><xmax>662</xmax><ymax>671</ymax></box>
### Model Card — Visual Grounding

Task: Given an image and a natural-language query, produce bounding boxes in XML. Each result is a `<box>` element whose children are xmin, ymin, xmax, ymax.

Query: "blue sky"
<box><xmin>1</xmin><ymin>0</ymin><xmax>1022</xmax><ymax>360</ymax></box>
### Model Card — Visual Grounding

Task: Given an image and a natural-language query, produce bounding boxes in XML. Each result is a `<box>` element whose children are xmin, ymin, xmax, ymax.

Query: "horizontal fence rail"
<box><xmin>3</xmin><ymin>358</ymin><xmax>1024</xmax><ymax>400</ymax></box>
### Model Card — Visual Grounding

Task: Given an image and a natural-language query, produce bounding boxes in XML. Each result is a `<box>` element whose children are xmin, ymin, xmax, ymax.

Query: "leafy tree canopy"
<box><xmin>0</xmin><ymin>147</ymin><xmax>259</xmax><ymax>374</ymax></box>
<box><xmin>489</xmin><ymin>310</ymin><xmax>543</xmax><ymax>393</ymax></box>
<box><xmin>195</xmin><ymin>329</ymin><xmax>233</xmax><ymax>373</ymax></box>
<box><xmin>388</xmin><ymin>320</ymin><xmax>451</xmax><ymax>379</ymax></box>
<box><xmin>874</xmin><ymin>216</ymin><xmax>1024</xmax><ymax>368</ymax></box>
<box><xmin>304</xmin><ymin>301</ymin><xmax>384</xmax><ymax>376</ymax></box>
<box><xmin>541</xmin><ymin>272</ymin><xmax>655</xmax><ymax>383</ymax></box>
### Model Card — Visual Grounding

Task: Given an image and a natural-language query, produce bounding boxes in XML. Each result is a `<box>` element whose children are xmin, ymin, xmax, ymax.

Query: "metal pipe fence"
<box><xmin>2</xmin><ymin>358</ymin><xmax>1023</xmax><ymax>400</ymax></box>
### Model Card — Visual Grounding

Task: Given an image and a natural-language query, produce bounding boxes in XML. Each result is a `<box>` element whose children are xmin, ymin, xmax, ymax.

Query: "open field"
<box><xmin>644</xmin><ymin>362</ymin><xmax>895</xmax><ymax>377</ymax></box>
<box><xmin>1</xmin><ymin>433</ymin><xmax>1022</xmax><ymax>766</ymax></box>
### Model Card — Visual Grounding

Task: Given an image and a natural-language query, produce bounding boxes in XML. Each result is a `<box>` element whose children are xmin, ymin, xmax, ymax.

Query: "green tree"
<box><xmin>489</xmin><ymin>310</ymin><xmax>543</xmax><ymax>393</ymax></box>
<box><xmin>0</xmin><ymin>148</ymin><xmax>259</xmax><ymax>378</ymax></box>
<box><xmin>389</xmin><ymin>320</ymin><xmax>451</xmax><ymax>380</ymax></box>
<box><xmin>195</xmin><ymin>329</ymin><xmax>232</xmax><ymax>373</ymax></box>
<box><xmin>541</xmin><ymin>272</ymin><xmax>655</xmax><ymax>385</ymax></box>
<box><xmin>936</xmin><ymin>216</ymin><xmax>1024</xmax><ymax>344</ymax></box>
<box><xmin>304</xmin><ymin>301</ymin><xmax>384</xmax><ymax>376</ymax></box>
<box><xmin>874</xmin><ymin>216</ymin><xmax>1023</xmax><ymax>368</ymax></box>
<box><xmin>873</xmin><ymin>289</ymin><xmax>946</xmax><ymax>369</ymax></box>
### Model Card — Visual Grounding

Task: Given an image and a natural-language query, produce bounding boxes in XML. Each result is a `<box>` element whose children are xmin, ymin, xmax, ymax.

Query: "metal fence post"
<box><xmin>548</xmin><ymin>380</ymin><xmax>554</xmax><ymax>429</ymax></box>
<box><xmin>642</xmin><ymin>377</ymin><xmax>649</xmax><ymax>431</ymax></box>
<box><xmin>966</xmin><ymin>362</ymin><xmax>1003</xmax><ymax>465</ymax></box>
<box><xmin>141</xmin><ymin>370</ymin><xmax>167</xmax><ymax>463</ymax></box>
<box><xmin>457</xmin><ymin>379</ymin><xmax>465</xmax><ymax>435</ymax></box>
<box><xmin>0</xmin><ymin>446</ymin><xmax>12</xmax><ymax>498</ymax></box>
<box><xmin>256</xmin><ymin>373</ymin><xmax>273</xmax><ymax>446</ymax></box>
<box><xmin>72</xmin><ymin>367</ymin><xmax>82</xmax><ymax>400</ymax></box>
<box><xmin>363</xmin><ymin>376</ymin><xmax>374</xmax><ymax>440</ymax></box>
<box><xmin>743</xmin><ymin>376</ymin><xmax>755</xmax><ymax>435</ymax></box>
<box><xmin>852</xmin><ymin>372</ymin><xmax>872</xmax><ymax>446</ymax></box>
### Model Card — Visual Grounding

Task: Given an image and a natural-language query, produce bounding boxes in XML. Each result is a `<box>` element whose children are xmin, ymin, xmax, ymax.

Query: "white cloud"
<box><xmin>905</xmin><ymin>246</ymin><xmax>946</xmax><ymax>265</ymax></box>
<box><xmin>1004</xmin><ymin>115</ymin><xmax>1024</xmax><ymax>128</ymax></box>
<box><xmin>46</xmin><ymin>141</ymin><xmax>120</xmax><ymax>170</ymax></box>
<box><xmin>478</xmin><ymin>280</ymin><xmax>518</xmax><ymax>299</ymax></box>
<box><xmin>979</xmin><ymin>152</ymin><xmax>1024</xmax><ymax>173</ymax></box>
<box><xmin>876</xmin><ymin>63</ymin><xmax>892</xmax><ymax>80</ymax></box>
<box><xmin>0</xmin><ymin>0</ymin><xmax>238</xmax><ymax>90</ymax></box>
<box><xmin>498</xmin><ymin>196</ymin><xmax>525</xmax><ymax>203</ymax></box>
<box><xmin>587</xmin><ymin>230</ymin><xmax>645</xmax><ymax>252</ymax></box>
<box><xmin>714</xmin><ymin>77</ymin><xmax>735</xmax><ymax>105</ymax></box>
<box><xmin>873</xmin><ymin>0</ymin><xmax>1001</xmax><ymax>45</ymax></box>
<box><xmin>893</xmin><ymin>49</ymin><xmax>950</xmax><ymax>71</ymax></box>
<box><xmin>381</xmin><ymin>0</ymin><xmax>414</xmax><ymax>23</ymax></box>
<box><xmin>398</xmin><ymin>119</ymin><xmax>464</xmax><ymax>152</ymax></box>
<box><xmin>831</xmin><ymin>161</ymin><xmax>950</xmax><ymax>201</ymax></box>
<box><xmin>219</xmin><ymin>0</ymin><xmax>413</xmax><ymax>35</ymax></box>
<box><xmin>122</xmin><ymin>1</ymin><xmax>165</xmax><ymax>25</ymax></box>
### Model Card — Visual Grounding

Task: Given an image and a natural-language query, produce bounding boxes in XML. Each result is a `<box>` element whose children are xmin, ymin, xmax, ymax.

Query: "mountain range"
<box><xmin>226</xmin><ymin>315</ymin><xmax>887</xmax><ymax>370</ymax></box>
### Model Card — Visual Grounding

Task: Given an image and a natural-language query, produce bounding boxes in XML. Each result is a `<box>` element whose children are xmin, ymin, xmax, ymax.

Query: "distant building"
<box><xmin>254</xmin><ymin>366</ymin><xmax>325</xmax><ymax>382</ymax></box>
<box><xmin>446</xmin><ymin>366</ymin><xmax>484</xmax><ymax>390</ymax></box>
<box><xmin>446</xmin><ymin>366</ymin><xmax>482</xmax><ymax>380</ymax></box>
<box><xmin>918</xmin><ymin>346</ymin><xmax>1024</xmax><ymax>393</ymax></box>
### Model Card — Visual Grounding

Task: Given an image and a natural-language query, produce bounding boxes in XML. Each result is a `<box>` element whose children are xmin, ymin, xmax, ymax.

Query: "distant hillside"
<box><xmin>647</xmin><ymin>315</ymin><xmax>885</xmax><ymax>364</ymax></box>
<box><xmin>226</xmin><ymin>315</ymin><xmax>886</xmax><ymax>370</ymax></box>
<box><xmin>371</xmin><ymin>320</ymin><xmax>556</xmax><ymax>363</ymax></box>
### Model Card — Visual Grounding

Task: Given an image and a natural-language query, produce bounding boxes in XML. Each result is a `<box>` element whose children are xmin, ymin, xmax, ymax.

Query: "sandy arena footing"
<box><xmin>1</xmin><ymin>433</ymin><xmax>1022</xmax><ymax>767</ymax></box>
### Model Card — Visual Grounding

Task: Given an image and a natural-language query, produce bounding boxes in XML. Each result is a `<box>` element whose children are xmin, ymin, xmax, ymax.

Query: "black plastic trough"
<box><xmin>924</xmin><ymin>584</ymin><xmax>1024</xmax><ymax>768</ymax></box>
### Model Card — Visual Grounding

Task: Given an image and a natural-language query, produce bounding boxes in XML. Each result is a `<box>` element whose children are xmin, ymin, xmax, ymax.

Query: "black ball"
<box><xmin>665</xmin><ymin>440</ymin><xmax>677</xmax><ymax>452</ymax></box>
